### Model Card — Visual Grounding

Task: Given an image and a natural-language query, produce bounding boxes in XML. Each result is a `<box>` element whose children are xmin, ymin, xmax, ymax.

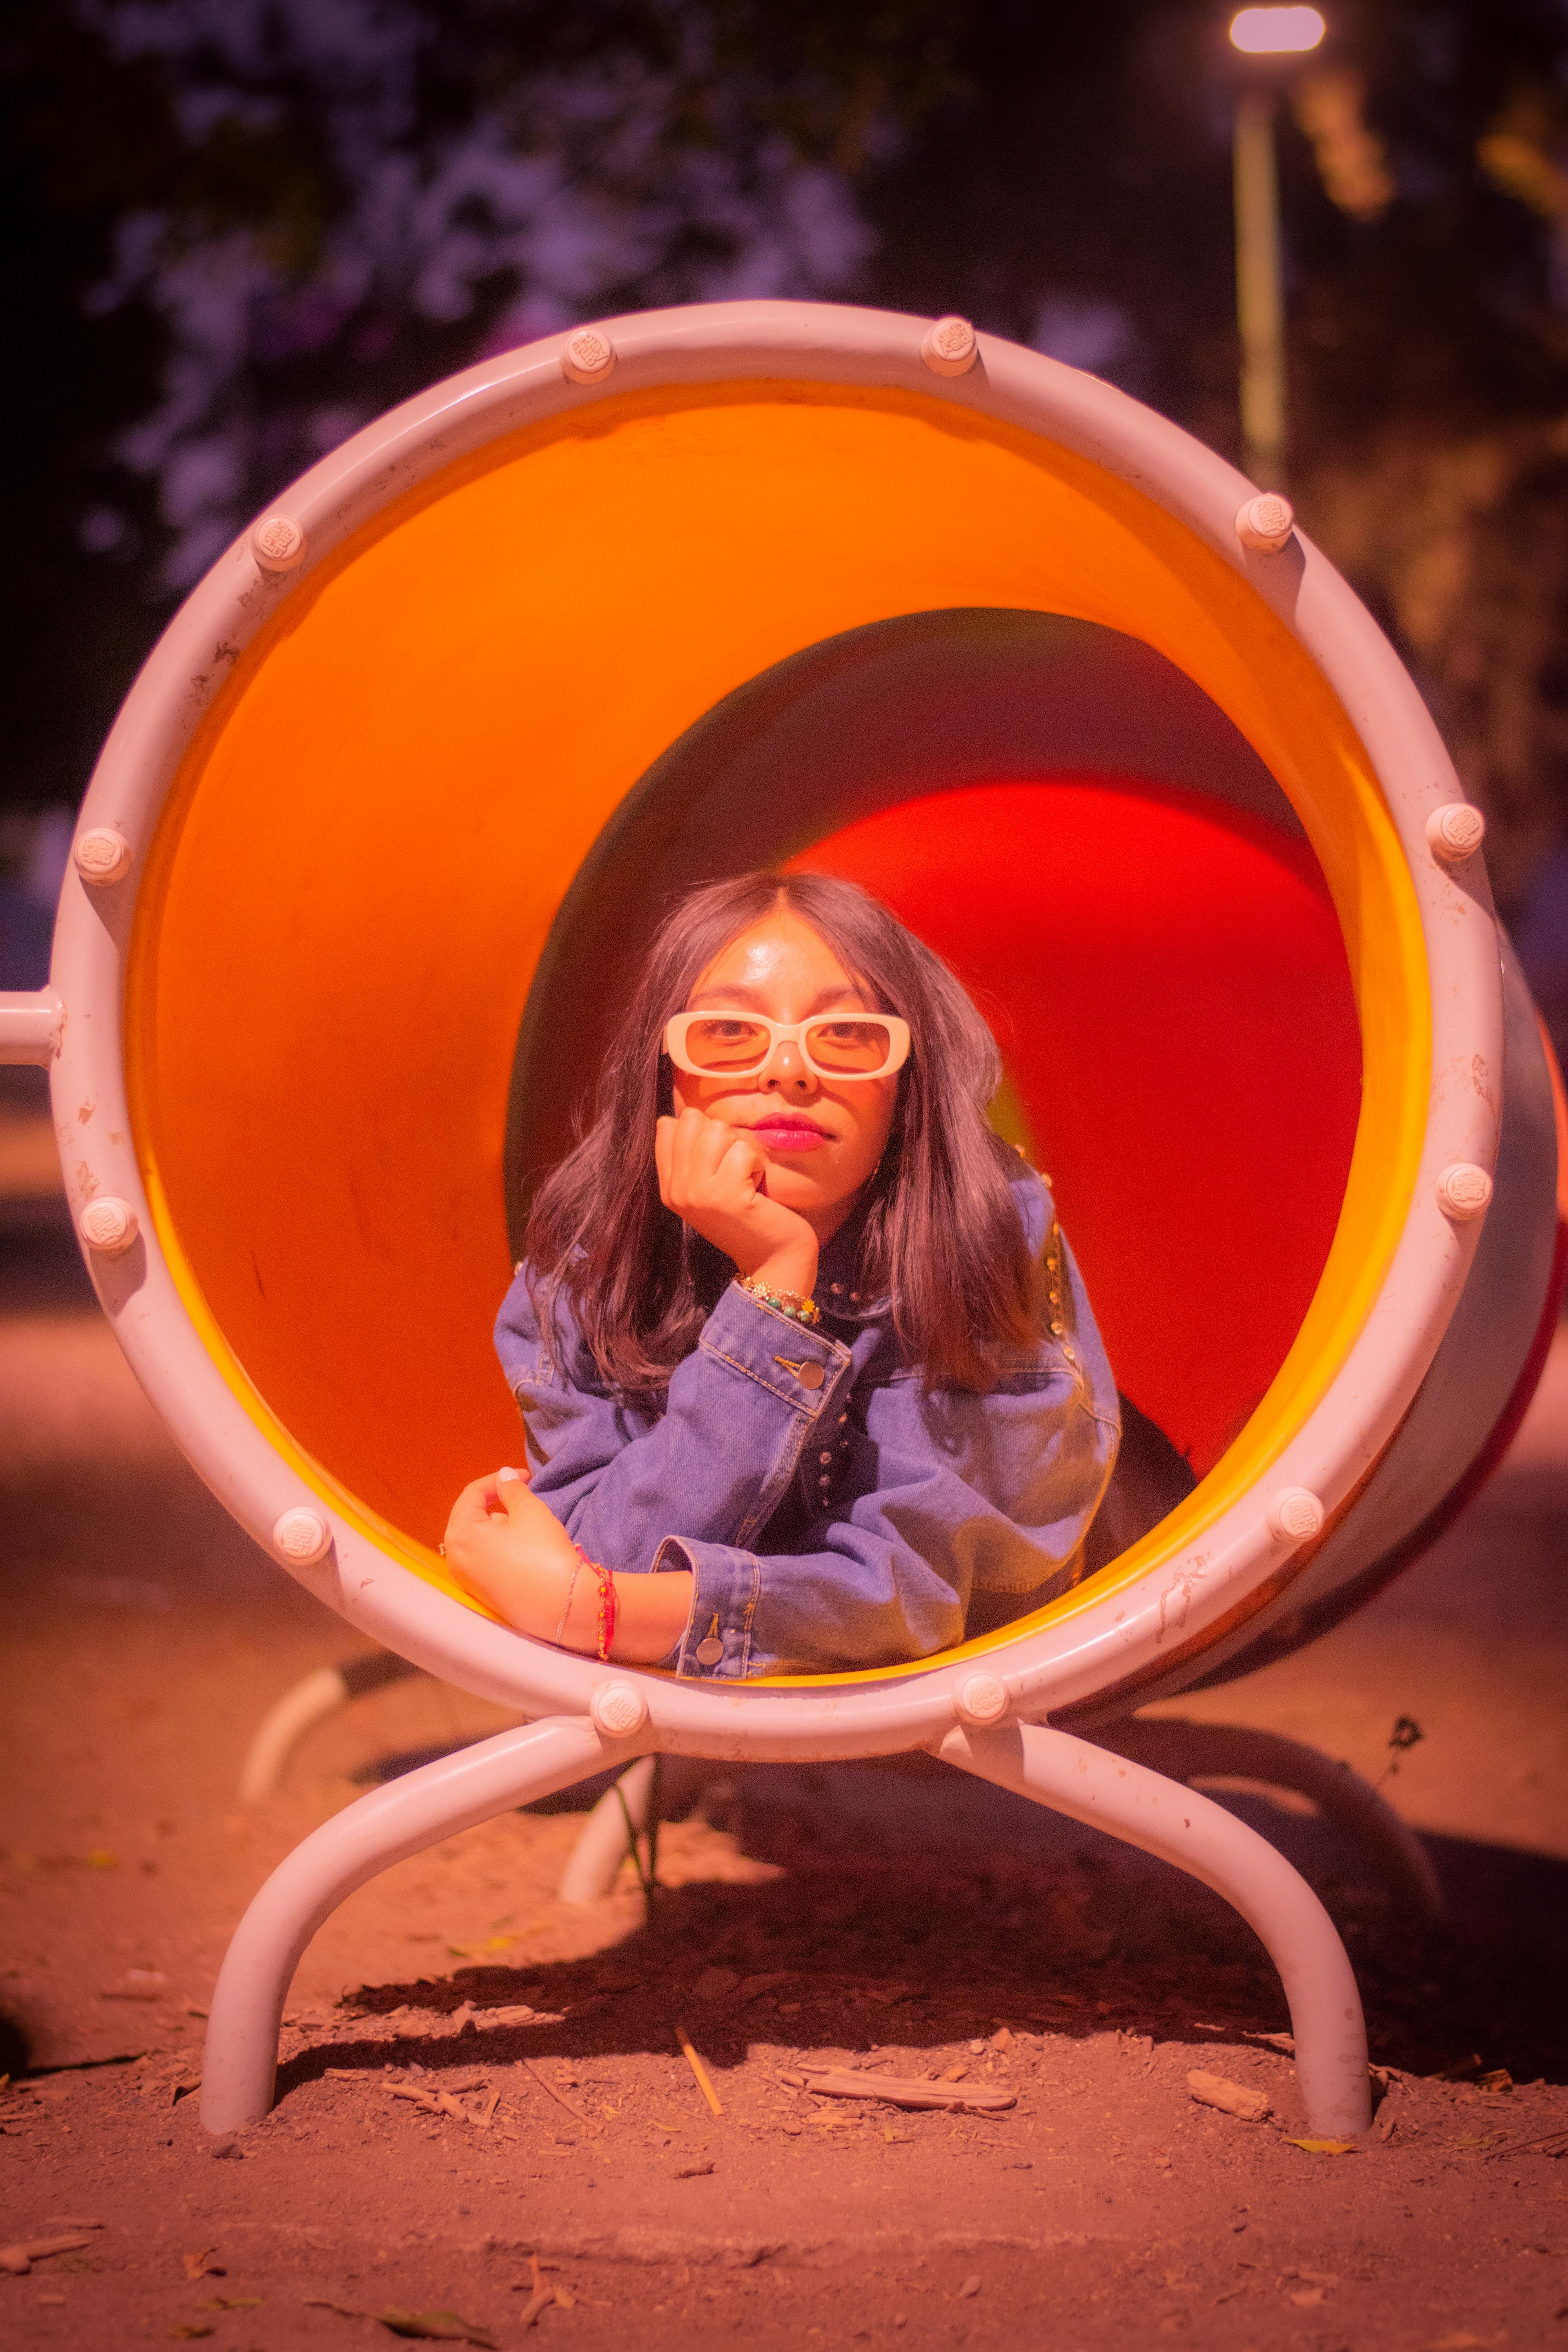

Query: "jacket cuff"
<box><xmin>699</xmin><ymin>1281</ymin><xmax>852</xmax><ymax>1414</ymax></box>
<box><xmin>652</xmin><ymin>1535</ymin><xmax>760</xmax><ymax>1681</ymax></box>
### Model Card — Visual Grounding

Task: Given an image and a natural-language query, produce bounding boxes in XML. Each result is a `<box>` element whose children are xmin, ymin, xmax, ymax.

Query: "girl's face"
<box><xmin>672</xmin><ymin>908</ymin><xmax>900</xmax><ymax>1239</ymax></box>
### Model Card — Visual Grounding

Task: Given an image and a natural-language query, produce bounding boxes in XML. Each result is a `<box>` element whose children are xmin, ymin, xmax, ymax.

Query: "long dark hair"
<box><xmin>524</xmin><ymin>871</ymin><xmax>1040</xmax><ymax>1405</ymax></box>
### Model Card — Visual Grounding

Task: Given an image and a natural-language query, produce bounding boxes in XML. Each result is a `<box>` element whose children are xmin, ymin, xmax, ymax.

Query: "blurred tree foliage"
<box><xmin>5</xmin><ymin>0</ymin><xmax>1568</xmax><ymax>902</ymax></box>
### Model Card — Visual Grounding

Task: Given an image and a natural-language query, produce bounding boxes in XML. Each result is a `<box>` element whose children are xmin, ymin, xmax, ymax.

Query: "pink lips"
<box><xmin>751</xmin><ymin>1117</ymin><xmax>831</xmax><ymax>1153</ymax></box>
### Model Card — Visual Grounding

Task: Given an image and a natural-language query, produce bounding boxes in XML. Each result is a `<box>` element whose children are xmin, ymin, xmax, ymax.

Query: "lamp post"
<box><xmin>1229</xmin><ymin>6</ymin><xmax>1325</xmax><ymax>488</ymax></box>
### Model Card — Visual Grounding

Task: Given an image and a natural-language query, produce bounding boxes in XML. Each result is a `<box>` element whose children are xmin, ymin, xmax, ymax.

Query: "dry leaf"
<box><xmin>378</xmin><ymin>2315</ymin><xmax>499</xmax><ymax>2347</ymax></box>
<box><xmin>182</xmin><ymin>2249</ymin><xmax>220</xmax><ymax>2281</ymax></box>
<box><xmin>1284</xmin><ymin>2137</ymin><xmax>1361</xmax><ymax>2156</ymax></box>
<box><xmin>1187</xmin><ymin>2071</ymin><xmax>1271</xmax><ymax>2123</ymax></box>
<box><xmin>956</xmin><ymin>2276</ymin><xmax>982</xmax><ymax>2299</ymax></box>
<box><xmin>693</xmin><ymin>1968</ymin><xmax>740</xmax><ymax>2002</ymax></box>
<box><xmin>169</xmin><ymin>2328</ymin><xmax>215</xmax><ymax>2342</ymax></box>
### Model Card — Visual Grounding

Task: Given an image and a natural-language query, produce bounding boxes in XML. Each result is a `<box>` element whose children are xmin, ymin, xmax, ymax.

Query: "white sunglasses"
<box><xmin>664</xmin><ymin>1009</ymin><xmax>911</xmax><ymax>1083</ymax></box>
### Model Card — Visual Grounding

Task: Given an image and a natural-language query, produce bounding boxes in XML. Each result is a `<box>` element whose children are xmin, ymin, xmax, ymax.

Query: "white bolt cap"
<box><xmin>562</xmin><ymin>327</ymin><xmax>616</xmax><ymax>385</ymax></box>
<box><xmin>78</xmin><ymin>1196</ymin><xmax>138</xmax><ymax>1256</ymax></box>
<box><xmin>921</xmin><ymin>315</ymin><xmax>978</xmax><ymax>377</ymax></box>
<box><xmin>1436</xmin><ymin>1162</ymin><xmax>1493</xmax><ymax>1221</ymax></box>
<box><xmin>1425</xmin><ymin>803</ymin><xmax>1486</xmax><ymax>866</ymax></box>
<box><xmin>1236</xmin><ymin>493</ymin><xmax>1295</xmax><ymax>552</ymax></box>
<box><xmin>274</xmin><ymin>1507</ymin><xmax>332</xmax><ymax>1566</ymax></box>
<box><xmin>955</xmin><ymin>1672</ymin><xmax>1010</xmax><ymax>1727</ymax></box>
<box><xmin>74</xmin><ymin>827</ymin><xmax>133</xmax><ymax>886</ymax></box>
<box><xmin>1266</xmin><ymin>1486</ymin><xmax>1325</xmax><ymax>1543</ymax></box>
<box><xmin>590</xmin><ymin>1680</ymin><xmax>649</xmax><ymax>1738</ymax></box>
<box><xmin>251</xmin><ymin>513</ymin><xmax>308</xmax><ymax>572</ymax></box>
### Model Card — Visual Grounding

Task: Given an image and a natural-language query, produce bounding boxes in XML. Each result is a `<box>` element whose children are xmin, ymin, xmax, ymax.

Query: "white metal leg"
<box><xmin>1095</xmin><ymin>1716</ymin><xmax>1443</xmax><ymax>1918</ymax></box>
<box><xmin>237</xmin><ymin>1653</ymin><xmax>425</xmax><ymax>1802</ymax></box>
<box><xmin>939</xmin><ymin>1719</ymin><xmax>1372</xmax><ymax>2138</ymax></box>
<box><xmin>201</xmin><ymin>1714</ymin><xmax>632</xmax><ymax>2132</ymax></box>
<box><xmin>556</xmin><ymin>1755</ymin><xmax>717</xmax><ymax>1903</ymax></box>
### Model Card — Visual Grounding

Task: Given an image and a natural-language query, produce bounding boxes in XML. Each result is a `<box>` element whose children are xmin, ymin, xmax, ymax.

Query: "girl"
<box><xmin>443</xmin><ymin>871</ymin><xmax>1119</xmax><ymax>1677</ymax></box>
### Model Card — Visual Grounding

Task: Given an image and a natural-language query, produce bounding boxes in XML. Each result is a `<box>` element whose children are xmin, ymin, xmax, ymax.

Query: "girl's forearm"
<box><xmin>455</xmin><ymin>1545</ymin><xmax>693</xmax><ymax>1665</ymax></box>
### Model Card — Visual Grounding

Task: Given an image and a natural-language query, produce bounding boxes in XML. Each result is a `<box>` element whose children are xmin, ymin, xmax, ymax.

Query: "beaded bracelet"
<box><xmin>575</xmin><ymin>1543</ymin><xmax>616</xmax><ymax>1661</ymax></box>
<box><xmin>736</xmin><ymin>1273</ymin><xmax>820</xmax><ymax>1327</ymax></box>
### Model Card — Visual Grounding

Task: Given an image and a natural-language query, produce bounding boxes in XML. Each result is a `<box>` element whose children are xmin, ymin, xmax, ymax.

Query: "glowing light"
<box><xmin>1230</xmin><ymin>7</ymin><xmax>1326</xmax><ymax>54</ymax></box>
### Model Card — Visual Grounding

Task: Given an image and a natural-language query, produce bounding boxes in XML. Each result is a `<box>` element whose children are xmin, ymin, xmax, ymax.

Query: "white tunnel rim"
<box><xmin>47</xmin><ymin>298</ymin><xmax>1501</xmax><ymax>1737</ymax></box>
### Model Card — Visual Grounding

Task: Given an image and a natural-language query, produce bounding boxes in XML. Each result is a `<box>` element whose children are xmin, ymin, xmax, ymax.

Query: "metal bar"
<box><xmin>201</xmin><ymin>1713</ymin><xmax>627</xmax><ymax>2132</ymax></box>
<box><xmin>0</xmin><ymin>989</ymin><xmax>64</xmax><ymax>1067</ymax></box>
<box><xmin>939</xmin><ymin>1718</ymin><xmax>1371</xmax><ymax>2138</ymax></box>
<box><xmin>1235</xmin><ymin>92</ymin><xmax>1287</xmax><ymax>487</ymax></box>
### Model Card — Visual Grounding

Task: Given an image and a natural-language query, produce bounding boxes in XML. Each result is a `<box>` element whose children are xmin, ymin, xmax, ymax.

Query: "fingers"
<box><xmin>661</xmin><ymin>1107</ymin><xmax>758</xmax><ymax>1215</ymax></box>
<box><xmin>445</xmin><ymin>1474</ymin><xmax>499</xmax><ymax>1546</ymax></box>
<box><xmin>495</xmin><ymin>1465</ymin><xmax>536</xmax><ymax>1518</ymax></box>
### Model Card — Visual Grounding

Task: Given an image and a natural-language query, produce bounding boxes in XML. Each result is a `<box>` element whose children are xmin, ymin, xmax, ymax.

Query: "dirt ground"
<box><xmin>2</xmin><ymin>1079</ymin><xmax>1566</xmax><ymax>2351</ymax></box>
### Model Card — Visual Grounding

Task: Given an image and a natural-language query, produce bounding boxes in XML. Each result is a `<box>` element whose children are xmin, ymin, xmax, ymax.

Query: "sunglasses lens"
<box><xmin>804</xmin><ymin>1018</ymin><xmax>895</xmax><ymax>1073</ymax></box>
<box><xmin>681</xmin><ymin>1016</ymin><xmax>772</xmax><ymax>1072</ymax></box>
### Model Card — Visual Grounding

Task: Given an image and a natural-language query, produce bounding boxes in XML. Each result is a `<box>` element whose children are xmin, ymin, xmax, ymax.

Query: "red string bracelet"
<box><xmin>575</xmin><ymin>1544</ymin><xmax>616</xmax><ymax>1662</ymax></box>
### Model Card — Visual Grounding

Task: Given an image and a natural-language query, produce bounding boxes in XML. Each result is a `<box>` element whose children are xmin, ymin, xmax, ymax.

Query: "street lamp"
<box><xmin>1229</xmin><ymin>7</ymin><xmax>1325</xmax><ymax>488</ymax></box>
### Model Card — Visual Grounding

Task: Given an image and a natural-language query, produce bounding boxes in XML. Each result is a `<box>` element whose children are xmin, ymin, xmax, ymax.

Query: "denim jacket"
<box><xmin>494</xmin><ymin>1171</ymin><xmax>1119</xmax><ymax>1681</ymax></box>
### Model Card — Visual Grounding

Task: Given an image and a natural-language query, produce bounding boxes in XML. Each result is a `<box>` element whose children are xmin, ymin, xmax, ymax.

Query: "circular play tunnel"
<box><xmin>116</xmin><ymin>363</ymin><xmax>1465</xmax><ymax>1673</ymax></box>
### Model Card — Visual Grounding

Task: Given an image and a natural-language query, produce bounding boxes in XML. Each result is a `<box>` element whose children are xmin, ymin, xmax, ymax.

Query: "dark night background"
<box><xmin>5</xmin><ymin>0</ymin><xmax>1568</xmax><ymax>1003</ymax></box>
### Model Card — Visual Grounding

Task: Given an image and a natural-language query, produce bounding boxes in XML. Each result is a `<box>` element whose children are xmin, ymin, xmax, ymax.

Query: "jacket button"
<box><xmin>694</xmin><ymin>1635</ymin><xmax>724</xmax><ymax>1666</ymax></box>
<box><xmin>774</xmin><ymin>1354</ymin><xmax>825</xmax><ymax>1389</ymax></box>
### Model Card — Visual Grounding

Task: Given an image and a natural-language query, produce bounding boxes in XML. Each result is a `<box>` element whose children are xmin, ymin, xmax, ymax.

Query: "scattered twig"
<box><xmin>675</xmin><ymin>2024</ymin><xmax>724</xmax><ymax>2118</ymax></box>
<box><xmin>523</xmin><ymin>2060</ymin><xmax>590</xmax><ymax>2124</ymax></box>
<box><xmin>800</xmin><ymin>2068</ymin><xmax>1013</xmax><ymax>2115</ymax></box>
<box><xmin>307</xmin><ymin>2301</ymin><xmax>498</xmax><ymax>2347</ymax></box>
<box><xmin>1188</xmin><ymin>2071</ymin><xmax>1271</xmax><ymax>2124</ymax></box>
<box><xmin>0</xmin><ymin>2235</ymin><xmax>100</xmax><ymax>2278</ymax></box>
<box><xmin>1481</xmin><ymin>2122</ymin><xmax>1568</xmax><ymax>2162</ymax></box>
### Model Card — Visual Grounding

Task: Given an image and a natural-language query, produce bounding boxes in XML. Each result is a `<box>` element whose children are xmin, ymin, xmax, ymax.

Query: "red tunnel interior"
<box><xmin>792</xmin><ymin>779</ymin><xmax>1362</xmax><ymax>1476</ymax></box>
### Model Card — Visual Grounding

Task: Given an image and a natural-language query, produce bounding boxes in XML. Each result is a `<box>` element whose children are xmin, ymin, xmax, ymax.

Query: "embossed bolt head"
<box><xmin>1436</xmin><ymin>1162</ymin><xmax>1493</xmax><ymax>1221</ymax></box>
<box><xmin>955</xmin><ymin>1672</ymin><xmax>1010</xmax><ymax>1727</ymax></box>
<box><xmin>1426</xmin><ymin>803</ymin><xmax>1487</xmax><ymax>865</ymax></box>
<box><xmin>562</xmin><ymin>327</ymin><xmax>616</xmax><ymax>385</ymax></box>
<box><xmin>74</xmin><ymin>827</ymin><xmax>133</xmax><ymax>885</ymax></box>
<box><xmin>1266</xmin><ymin>1486</ymin><xmax>1325</xmax><ymax>1543</ymax></box>
<box><xmin>251</xmin><ymin>513</ymin><xmax>308</xmax><ymax>572</ymax></box>
<box><xmin>78</xmin><ymin>1196</ymin><xmax>138</xmax><ymax>1256</ymax></box>
<box><xmin>920</xmin><ymin>315</ymin><xmax>978</xmax><ymax>377</ymax></box>
<box><xmin>273</xmin><ymin>1507</ymin><xmax>332</xmax><ymax>1566</ymax></box>
<box><xmin>590</xmin><ymin>1681</ymin><xmax>649</xmax><ymax>1738</ymax></box>
<box><xmin>1236</xmin><ymin>493</ymin><xmax>1295</xmax><ymax>553</ymax></box>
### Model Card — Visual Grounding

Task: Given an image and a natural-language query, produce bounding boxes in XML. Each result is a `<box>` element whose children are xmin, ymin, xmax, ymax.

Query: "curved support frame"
<box><xmin>203</xmin><ymin>1717</ymin><xmax>1371</xmax><ymax>2141</ymax></box>
<box><xmin>940</xmin><ymin>1720</ymin><xmax>1371</xmax><ymax>2138</ymax></box>
<box><xmin>200</xmin><ymin>1715</ymin><xmax>636</xmax><ymax>2133</ymax></box>
<box><xmin>236</xmin><ymin>1653</ymin><xmax>425</xmax><ymax>1803</ymax></box>
<box><xmin>1094</xmin><ymin>1716</ymin><xmax>1443</xmax><ymax>1920</ymax></box>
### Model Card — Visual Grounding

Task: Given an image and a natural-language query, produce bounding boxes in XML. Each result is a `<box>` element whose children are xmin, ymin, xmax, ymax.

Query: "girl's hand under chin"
<box><xmin>654</xmin><ymin>1105</ymin><xmax>820</xmax><ymax>1294</ymax></box>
